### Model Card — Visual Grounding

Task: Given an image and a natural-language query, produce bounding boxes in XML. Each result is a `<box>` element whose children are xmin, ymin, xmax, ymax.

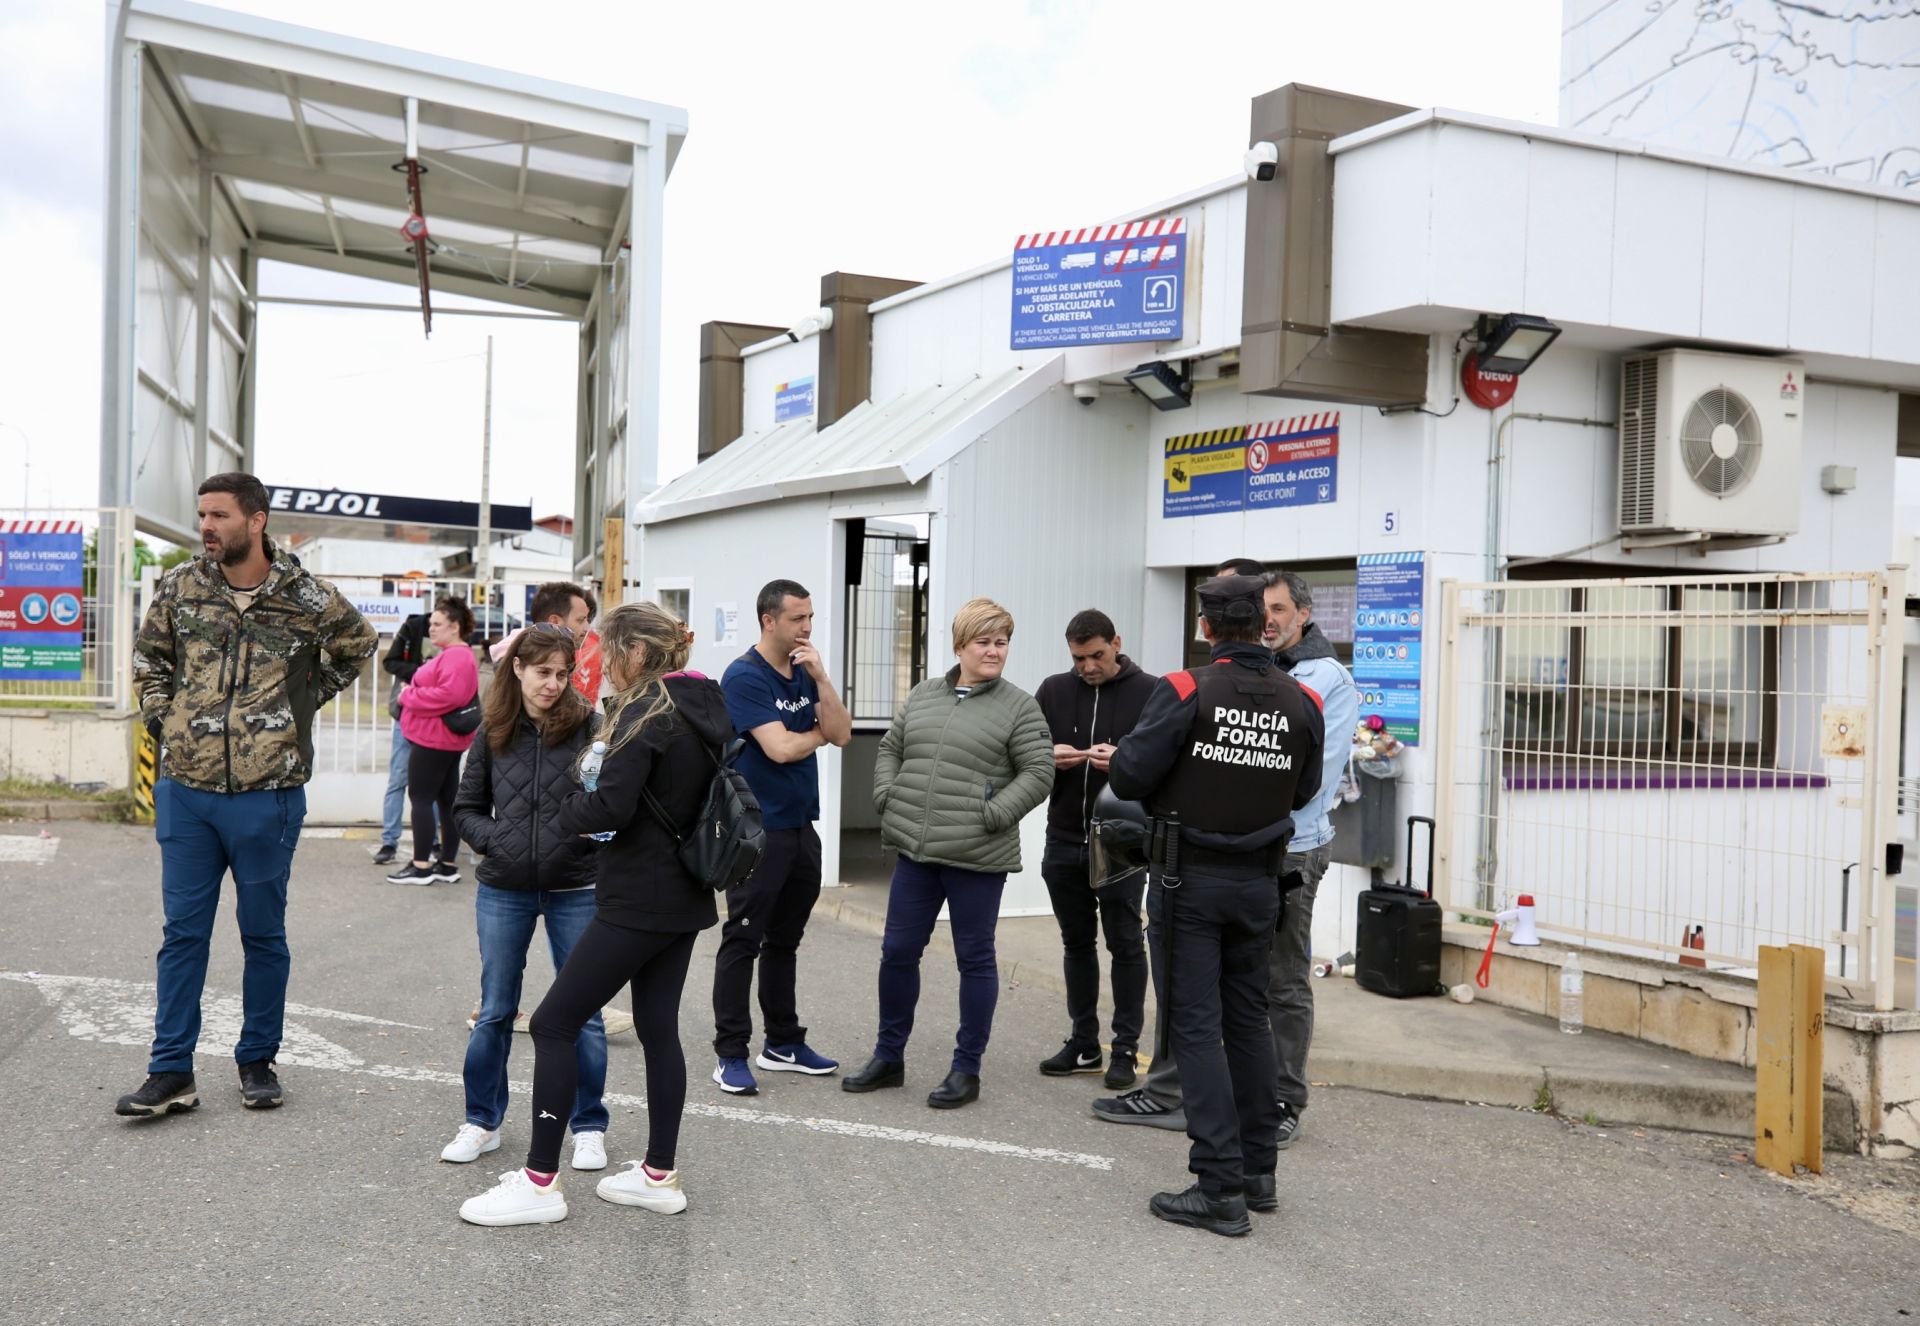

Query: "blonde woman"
<box><xmin>841</xmin><ymin>598</ymin><xmax>1055</xmax><ymax>1109</ymax></box>
<box><xmin>459</xmin><ymin>603</ymin><xmax>729</xmax><ymax>1227</ymax></box>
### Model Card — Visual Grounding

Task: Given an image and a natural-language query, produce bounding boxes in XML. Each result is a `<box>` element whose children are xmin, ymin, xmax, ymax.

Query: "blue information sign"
<box><xmin>1011</xmin><ymin>218</ymin><xmax>1186</xmax><ymax>349</ymax></box>
<box><xmin>0</xmin><ymin>521</ymin><xmax>86</xmax><ymax>681</ymax></box>
<box><xmin>1162</xmin><ymin>413</ymin><xmax>1340</xmax><ymax>519</ymax></box>
<box><xmin>774</xmin><ymin>375</ymin><xmax>815</xmax><ymax>423</ymax></box>
<box><xmin>1353</xmin><ymin>552</ymin><xmax>1424</xmax><ymax>745</ymax></box>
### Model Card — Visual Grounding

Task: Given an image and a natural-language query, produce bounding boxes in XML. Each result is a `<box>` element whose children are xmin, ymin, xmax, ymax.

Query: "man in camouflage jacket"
<box><xmin>116</xmin><ymin>472</ymin><xmax>376</xmax><ymax>1121</ymax></box>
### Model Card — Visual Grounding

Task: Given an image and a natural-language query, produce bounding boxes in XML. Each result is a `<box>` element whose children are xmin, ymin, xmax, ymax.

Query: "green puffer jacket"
<box><xmin>873</xmin><ymin>668</ymin><xmax>1055</xmax><ymax>874</ymax></box>
<box><xmin>134</xmin><ymin>538</ymin><xmax>377</xmax><ymax>793</ymax></box>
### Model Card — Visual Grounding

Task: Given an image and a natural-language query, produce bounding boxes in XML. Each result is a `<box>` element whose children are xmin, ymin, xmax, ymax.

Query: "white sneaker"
<box><xmin>595</xmin><ymin>1161</ymin><xmax>688</xmax><ymax>1214</ymax></box>
<box><xmin>600</xmin><ymin>1007</ymin><xmax>635</xmax><ymax>1037</ymax></box>
<box><xmin>440</xmin><ymin>1123</ymin><xmax>501</xmax><ymax>1164</ymax></box>
<box><xmin>570</xmin><ymin>1131</ymin><xmax>607</xmax><ymax>1171</ymax></box>
<box><xmin>458</xmin><ymin>1170</ymin><xmax>567</xmax><ymax>1227</ymax></box>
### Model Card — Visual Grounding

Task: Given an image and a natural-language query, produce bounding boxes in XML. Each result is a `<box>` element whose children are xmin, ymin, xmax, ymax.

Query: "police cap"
<box><xmin>1195</xmin><ymin>573</ymin><xmax>1265</xmax><ymax>625</ymax></box>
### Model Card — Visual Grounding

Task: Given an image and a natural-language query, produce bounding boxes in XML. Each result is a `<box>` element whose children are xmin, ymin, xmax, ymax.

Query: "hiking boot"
<box><xmin>238</xmin><ymin>1059</ymin><xmax>283</xmax><ymax>1109</ymax></box>
<box><xmin>114</xmin><ymin>1071</ymin><xmax>198</xmax><ymax>1118</ymax></box>
<box><xmin>1038</xmin><ymin>1042</ymin><xmax>1103</xmax><ymax>1076</ymax></box>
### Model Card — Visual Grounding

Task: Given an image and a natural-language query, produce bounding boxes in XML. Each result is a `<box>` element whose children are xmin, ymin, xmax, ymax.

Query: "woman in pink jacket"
<box><xmin>388</xmin><ymin>596</ymin><xmax>479</xmax><ymax>885</ymax></box>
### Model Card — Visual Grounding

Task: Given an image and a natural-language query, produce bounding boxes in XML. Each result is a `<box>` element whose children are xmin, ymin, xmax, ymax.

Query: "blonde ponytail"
<box><xmin>587</xmin><ymin>601</ymin><xmax>695</xmax><ymax>772</ymax></box>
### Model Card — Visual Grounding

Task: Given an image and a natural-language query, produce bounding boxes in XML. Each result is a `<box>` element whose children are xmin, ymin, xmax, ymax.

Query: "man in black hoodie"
<box><xmin>1033</xmin><ymin>609</ymin><xmax>1157</xmax><ymax>1089</ymax></box>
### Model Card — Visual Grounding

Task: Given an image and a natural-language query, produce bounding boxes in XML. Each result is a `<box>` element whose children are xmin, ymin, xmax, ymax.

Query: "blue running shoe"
<box><xmin>712</xmin><ymin>1057</ymin><xmax>758</xmax><ymax>1096</ymax></box>
<box><xmin>756</xmin><ymin>1043</ymin><xmax>839</xmax><ymax>1076</ymax></box>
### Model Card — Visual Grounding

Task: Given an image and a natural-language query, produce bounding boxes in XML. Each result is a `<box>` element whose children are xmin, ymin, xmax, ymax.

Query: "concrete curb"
<box><xmin>811</xmin><ymin>888</ymin><xmax>1791</xmax><ymax>1145</ymax></box>
<box><xmin>0</xmin><ymin>798</ymin><xmax>131</xmax><ymax>823</ymax></box>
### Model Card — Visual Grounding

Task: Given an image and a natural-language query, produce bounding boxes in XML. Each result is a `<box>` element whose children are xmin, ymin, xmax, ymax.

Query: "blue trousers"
<box><xmin>465</xmin><ymin>884</ymin><xmax>609</xmax><ymax>1134</ymax></box>
<box><xmin>148</xmin><ymin>779</ymin><xmax>306</xmax><ymax>1074</ymax></box>
<box><xmin>874</xmin><ymin>857</ymin><xmax>1006</xmax><ymax>1075</ymax></box>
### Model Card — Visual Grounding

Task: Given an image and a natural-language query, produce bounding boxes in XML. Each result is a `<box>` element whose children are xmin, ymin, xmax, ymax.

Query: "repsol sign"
<box><xmin>264</xmin><ymin>488</ymin><xmax>533</xmax><ymax>533</ymax></box>
<box><xmin>270</xmin><ymin>488</ymin><xmax>385</xmax><ymax>517</ymax></box>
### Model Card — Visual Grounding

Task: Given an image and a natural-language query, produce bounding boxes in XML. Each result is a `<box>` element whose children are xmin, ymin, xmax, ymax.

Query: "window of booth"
<box><xmin>1501</xmin><ymin>564</ymin><xmax>1776</xmax><ymax>767</ymax></box>
<box><xmin>1181</xmin><ymin>560</ymin><xmax>1356</xmax><ymax>671</ymax></box>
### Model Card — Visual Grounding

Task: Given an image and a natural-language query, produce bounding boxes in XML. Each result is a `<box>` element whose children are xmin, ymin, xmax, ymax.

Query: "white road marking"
<box><xmin>0</xmin><ymin>835</ymin><xmax>58</xmax><ymax>864</ymax></box>
<box><xmin>3</xmin><ymin>970</ymin><xmax>1115</xmax><ymax>1172</ymax></box>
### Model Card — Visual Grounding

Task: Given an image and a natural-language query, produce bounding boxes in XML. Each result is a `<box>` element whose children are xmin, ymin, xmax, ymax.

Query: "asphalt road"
<box><xmin>3</xmin><ymin>822</ymin><xmax>1917</xmax><ymax>1326</ymax></box>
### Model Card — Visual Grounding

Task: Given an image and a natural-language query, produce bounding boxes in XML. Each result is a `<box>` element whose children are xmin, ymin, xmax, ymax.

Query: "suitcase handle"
<box><xmin>1405</xmin><ymin>815</ymin><xmax>1435</xmax><ymax>899</ymax></box>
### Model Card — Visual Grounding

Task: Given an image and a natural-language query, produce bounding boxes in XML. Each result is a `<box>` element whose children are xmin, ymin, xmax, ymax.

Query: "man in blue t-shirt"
<box><xmin>713</xmin><ymin>578</ymin><xmax>853</xmax><ymax>1095</ymax></box>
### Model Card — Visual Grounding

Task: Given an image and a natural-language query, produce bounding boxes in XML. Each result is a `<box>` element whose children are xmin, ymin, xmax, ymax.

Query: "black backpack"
<box><xmin>642</xmin><ymin>736</ymin><xmax>766</xmax><ymax>892</ymax></box>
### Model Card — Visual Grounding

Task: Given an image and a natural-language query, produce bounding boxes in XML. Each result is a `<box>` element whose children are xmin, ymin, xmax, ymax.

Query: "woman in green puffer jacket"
<box><xmin>840</xmin><ymin>598</ymin><xmax>1055</xmax><ymax>1111</ymax></box>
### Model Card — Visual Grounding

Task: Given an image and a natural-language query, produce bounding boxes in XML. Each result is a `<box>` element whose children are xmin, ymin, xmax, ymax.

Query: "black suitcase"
<box><xmin>1355</xmin><ymin>815</ymin><xmax>1442</xmax><ymax>998</ymax></box>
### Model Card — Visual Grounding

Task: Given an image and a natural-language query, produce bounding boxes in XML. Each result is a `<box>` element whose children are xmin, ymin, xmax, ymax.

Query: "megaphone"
<box><xmin>1495</xmin><ymin>894</ymin><xmax>1540</xmax><ymax>946</ymax></box>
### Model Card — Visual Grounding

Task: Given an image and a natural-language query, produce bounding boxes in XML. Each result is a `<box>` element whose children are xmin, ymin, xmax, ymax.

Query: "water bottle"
<box><xmin>579</xmin><ymin>741</ymin><xmax>615</xmax><ymax>841</ymax></box>
<box><xmin>1559</xmin><ymin>951</ymin><xmax>1584</xmax><ymax>1035</ymax></box>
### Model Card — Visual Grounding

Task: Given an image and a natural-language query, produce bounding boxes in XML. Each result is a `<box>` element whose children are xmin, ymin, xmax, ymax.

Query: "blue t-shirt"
<box><xmin>721</xmin><ymin>648</ymin><xmax>821</xmax><ymax>831</ymax></box>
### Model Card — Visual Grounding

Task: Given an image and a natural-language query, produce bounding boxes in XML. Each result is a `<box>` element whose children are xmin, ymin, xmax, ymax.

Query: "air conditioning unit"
<box><xmin>1617</xmin><ymin>349</ymin><xmax>1803</xmax><ymax>539</ymax></box>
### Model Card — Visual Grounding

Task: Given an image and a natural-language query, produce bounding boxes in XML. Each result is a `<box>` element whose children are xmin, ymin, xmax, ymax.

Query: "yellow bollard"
<box><xmin>130</xmin><ymin>722</ymin><xmax>158</xmax><ymax>825</ymax></box>
<box><xmin>1755</xmin><ymin>943</ymin><xmax>1823</xmax><ymax>1176</ymax></box>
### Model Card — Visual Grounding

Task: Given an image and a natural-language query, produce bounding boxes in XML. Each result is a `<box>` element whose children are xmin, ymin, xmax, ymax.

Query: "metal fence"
<box><xmin>842</xmin><ymin>529</ymin><xmax>928</xmax><ymax>725</ymax></box>
<box><xmin>1434</xmin><ymin>568</ymin><xmax>1907</xmax><ymax>1008</ymax></box>
<box><xmin>0</xmin><ymin>507</ymin><xmax>139</xmax><ymax>710</ymax></box>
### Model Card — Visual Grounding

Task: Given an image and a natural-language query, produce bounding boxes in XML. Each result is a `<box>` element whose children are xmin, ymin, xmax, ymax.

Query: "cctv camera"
<box><xmin>1244</xmin><ymin>140</ymin><xmax>1279</xmax><ymax>183</ymax></box>
<box><xmin>786</xmin><ymin>307</ymin><xmax>835</xmax><ymax>343</ymax></box>
<box><xmin>1072</xmin><ymin>380</ymin><xmax>1100</xmax><ymax>406</ymax></box>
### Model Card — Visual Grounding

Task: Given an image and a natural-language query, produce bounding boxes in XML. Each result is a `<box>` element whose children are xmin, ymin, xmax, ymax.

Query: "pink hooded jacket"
<box><xmin>399</xmin><ymin>644</ymin><xmax>479</xmax><ymax>752</ymax></box>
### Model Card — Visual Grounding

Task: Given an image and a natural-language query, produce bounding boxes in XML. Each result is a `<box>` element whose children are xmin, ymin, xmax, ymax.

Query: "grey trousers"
<box><xmin>1141</xmin><ymin>842</ymin><xmax>1333</xmax><ymax>1111</ymax></box>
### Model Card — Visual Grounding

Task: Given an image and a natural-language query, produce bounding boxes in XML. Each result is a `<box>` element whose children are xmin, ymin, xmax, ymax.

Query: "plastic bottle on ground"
<box><xmin>1559</xmin><ymin>951</ymin><xmax>1584</xmax><ymax>1035</ymax></box>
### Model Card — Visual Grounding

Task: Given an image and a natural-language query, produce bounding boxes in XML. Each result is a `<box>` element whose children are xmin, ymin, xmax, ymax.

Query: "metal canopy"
<box><xmin>122</xmin><ymin>0</ymin><xmax>686</xmax><ymax>316</ymax></box>
<box><xmin>637</xmin><ymin>359</ymin><xmax>1065</xmax><ymax>525</ymax></box>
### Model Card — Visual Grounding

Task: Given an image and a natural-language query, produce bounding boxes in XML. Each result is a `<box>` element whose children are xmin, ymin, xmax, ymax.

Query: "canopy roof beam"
<box><xmin>275</xmin><ymin>73</ymin><xmax>345</xmax><ymax>258</ymax></box>
<box><xmin>250</xmin><ymin>239</ymin><xmax>584</xmax><ymax>317</ymax></box>
<box><xmin>205</xmin><ymin>154</ymin><xmax>609</xmax><ymax>249</ymax></box>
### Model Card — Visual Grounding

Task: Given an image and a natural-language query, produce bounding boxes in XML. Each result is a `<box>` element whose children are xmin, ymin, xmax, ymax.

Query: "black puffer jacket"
<box><xmin>1034</xmin><ymin>656</ymin><xmax>1157</xmax><ymax>843</ymax></box>
<box><xmin>558</xmin><ymin>674</ymin><xmax>732</xmax><ymax>933</ymax></box>
<box><xmin>454</xmin><ymin>714</ymin><xmax>601</xmax><ymax>891</ymax></box>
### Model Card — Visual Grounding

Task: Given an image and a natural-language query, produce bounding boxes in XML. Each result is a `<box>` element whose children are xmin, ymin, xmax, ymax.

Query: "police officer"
<box><xmin>1106</xmin><ymin>574</ymin><xmax>1323</xmax><ymax>1237</ymax></box>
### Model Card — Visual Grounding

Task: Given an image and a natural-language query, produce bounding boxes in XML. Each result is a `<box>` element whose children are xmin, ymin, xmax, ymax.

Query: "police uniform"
<box><xmin>1107</xmin><ymin>575</ymin><xmax>1323</xmax><ymax>1235</ymax></box>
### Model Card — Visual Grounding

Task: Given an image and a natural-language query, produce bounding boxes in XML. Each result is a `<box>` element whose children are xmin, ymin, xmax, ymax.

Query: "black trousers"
<box><xmin>1040</xmin><ymin>840</ymin><xmax>1147</xmax><ymax>1054</ymax></box>
<box><xmin>711</xmin><ymin>825</ymin><xmax>823</xmax><ymax>1059</ymax></box>
<box><xmin>407</xmin><ymin>745</ymin><xmax>462</xmax><ymax>864</ymax></box>
<box><xmin>1148</xmin><ymin>864</ymin><xmax>1282</xmax><ymax>1196</ymax></box>
<box><xmin>527</xmin><ymin>915</ymin><xmax>697</xmax><ymax>1174</ymax></box>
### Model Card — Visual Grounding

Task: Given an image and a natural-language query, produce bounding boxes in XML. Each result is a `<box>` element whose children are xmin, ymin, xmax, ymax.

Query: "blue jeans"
<box><xmin>148</xmin><ymin>779</ymin><xmax>306</xmax><ymax>1074</ymax></box>
<box><xmin>465</xmin><ymin>884</ymin><xmax>609</xmax><ymax>1134</ymax></box>
<box><xmin>874</xmin><ymin>857</ymin><xmax>1006</xmax><ymax>1075</ymax></box>
<box><xmin>382</xmin><ymin>723</ymin><xmax>410</xmax><ymax>848</ymax></box>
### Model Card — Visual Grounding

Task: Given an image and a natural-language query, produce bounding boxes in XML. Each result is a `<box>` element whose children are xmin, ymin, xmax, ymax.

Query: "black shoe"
<box><xmin>1039</xmin><ymin>1042</ymin><xmax>1103</xmax><ymax>1077</ymax></box>
<box><xmin>238</xmin><ymin>1059</ymin><xmax>283</xmax><ymax>1109</ymax></box>
<box><xmin>430</xmin><ymin>858</ymin><xmax>461</xmax><ymax>883</ymax></box>
<box><xmin>1275</xmin><ymin>1102</ymin><xmax>1302</xmax><ymax>1150</ymax></box>
<box><xmin>1149</xmin><ymin>1184</ymin><xmax>1251</xmax><ymax>1237</ymax></box>
<box><xmin>371</xmin><ymin>844</ymin><xmax>397</xmax><ymax>866</ymax></box>
<box><xmin>1091</xmin><ymin>1088</ymin><xmax>1186</xmax><ymax>1130</ymax></box>
<box><xmin>1104</xmin><ymin>1048</ymin><xmax>1138</xmax><ymax>1091</ymax></box>
<box><xmin>114</xmin><ymin>1071</ymin><xmax>198</xmax><ymax>1118</ymax></box>
<box><xmin>386</xmin><ymin>862</ymin><xmax>436</xmax><ymax>886</ymax></box>
<box><xmin>841</xmin><ymin>1058</ymin><xmax>905</xmax><ymax>1093</ymax></box>
<box><xmin>1244</xmin><ymin>1173</ymin><xmax>1278</xmax><ymax>1213</ymax></box>
<box><xmin>927</xmin><ymin>1071</ymin><xmax>980</xmax><ymax>1110</ymax></box>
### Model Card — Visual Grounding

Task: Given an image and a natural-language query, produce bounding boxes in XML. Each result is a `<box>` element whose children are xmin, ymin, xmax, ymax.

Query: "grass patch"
<box><xmin>1532</xmin><ymin>1082</ymin><xmax>1555</xmax><ymax>1113</ymax></box>
<box><xmin>0</xmin><ymin>776</ymin><xmax>120</xmax><ymax>801</ymax></box>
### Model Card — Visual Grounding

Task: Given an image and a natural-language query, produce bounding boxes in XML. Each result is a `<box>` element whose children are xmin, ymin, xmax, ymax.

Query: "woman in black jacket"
<box><xmin>441</xmin><ymin>627</ymin><xmax>608</xmax><ymax>1169</ymax></box>
<box><xmin>459</xmin><ymin>602</ymin><xmax>730</xmax><ymax>1228</ymax></box>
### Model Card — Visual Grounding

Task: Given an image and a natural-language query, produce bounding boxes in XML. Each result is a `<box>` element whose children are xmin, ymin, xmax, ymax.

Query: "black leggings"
<box><xmin>407</xmin><ymin>745</ymin><xmax>462</xmax><ymax>864</ymax></box>
<box><xmin>527</xmin><ymin>916</ymin><xmax>698</xmax><ymax>1174</ymax></box>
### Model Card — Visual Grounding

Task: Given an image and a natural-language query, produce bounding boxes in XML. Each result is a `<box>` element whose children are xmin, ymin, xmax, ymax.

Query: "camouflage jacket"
<box><xmin>134</xmin><ymin>539</ymin><xmax>377</xmax><ymax>793</ymax></box>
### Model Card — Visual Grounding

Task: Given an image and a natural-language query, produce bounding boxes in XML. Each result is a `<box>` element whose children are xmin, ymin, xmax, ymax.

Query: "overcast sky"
<box><xmin>0</xmin><ymin>0</ymin><xmax>1565</xmax><ymax>530</ymax></box>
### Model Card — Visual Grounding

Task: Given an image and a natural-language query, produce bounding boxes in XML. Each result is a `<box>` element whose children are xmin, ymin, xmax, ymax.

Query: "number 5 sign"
<box><xmin>1382</xmin><ymin>509</ymin><xmax>1400</xmax><ymax>537</ymax></box>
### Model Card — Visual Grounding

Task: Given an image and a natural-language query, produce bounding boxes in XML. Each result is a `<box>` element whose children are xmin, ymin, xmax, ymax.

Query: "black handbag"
<box><xmin>441</xmin><ymin>689</ymin><xmax>483</xmax><ymax>737</ymax></box>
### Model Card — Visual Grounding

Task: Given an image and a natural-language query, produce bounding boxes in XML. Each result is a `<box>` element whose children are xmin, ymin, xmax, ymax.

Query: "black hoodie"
<box><xmin>557</xmin><ymin>673</ymin><xmax>733</xmax><ymax>932</ymax></box>
<box><xmin>1034</xmin><ymin>655</ymin><xmax>1157</xmax><ymax>843</ymax></box>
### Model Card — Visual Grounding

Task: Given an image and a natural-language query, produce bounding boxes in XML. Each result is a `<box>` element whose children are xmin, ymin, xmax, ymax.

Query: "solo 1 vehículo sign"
<box><xmin>0</xmin><ymin>520</ymin><xmax>85</xmax><ymax>680</ymax></box>
<box><xmin>1010</xmin><ymin>218</ymin><xmax>1186</xmax><ymax>349</ymax></box>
